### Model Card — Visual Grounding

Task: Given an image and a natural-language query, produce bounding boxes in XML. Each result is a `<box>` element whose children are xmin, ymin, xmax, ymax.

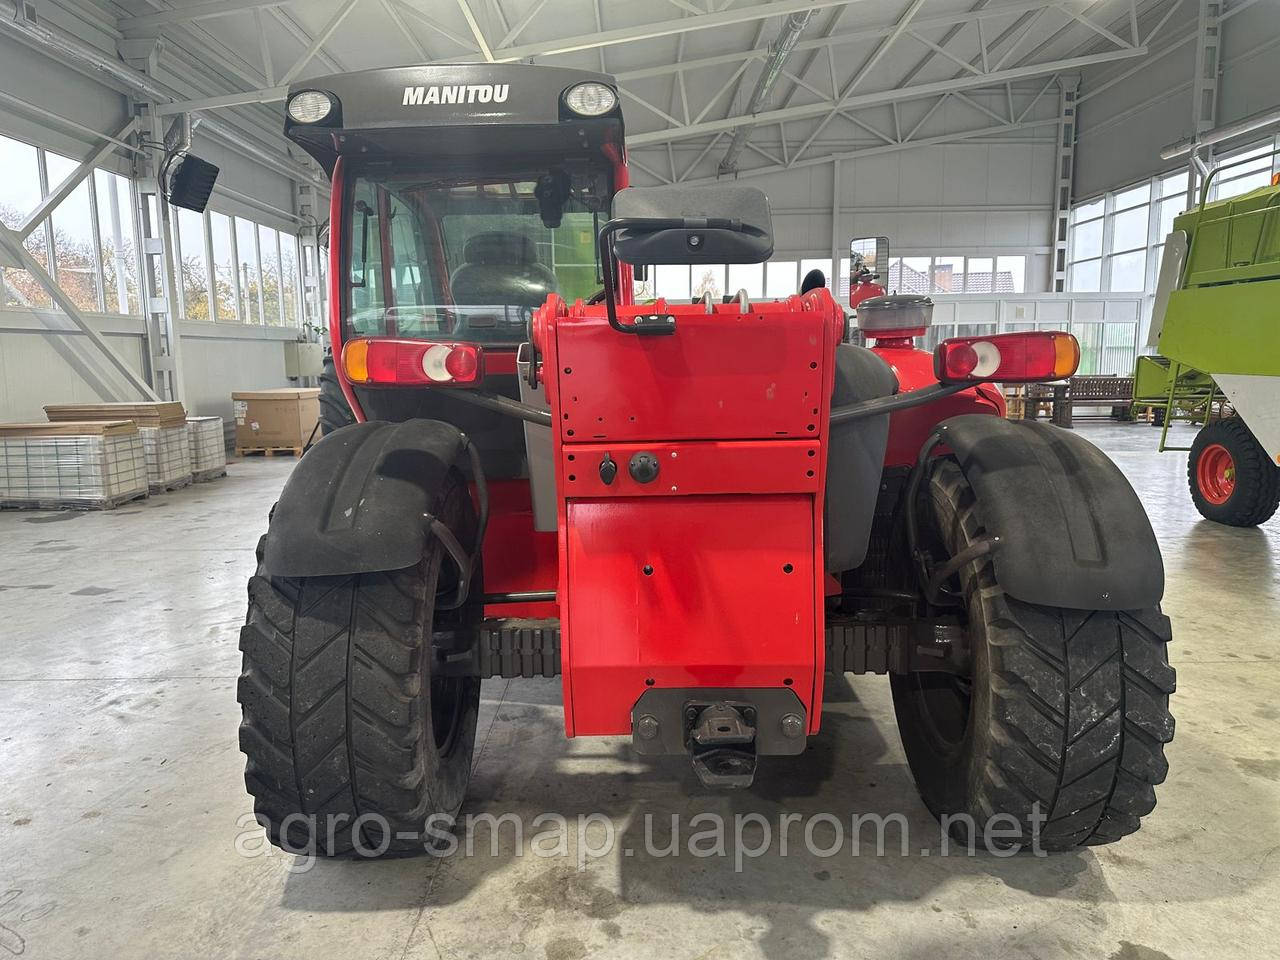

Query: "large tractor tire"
<box><xmin>238</xmin><ymin>471</ymin><xmax>480</xmax><ymax>857</ymax></box>
<box><xmin>319</xmin><ymin>353</ymin><xmax>356</xmax><ymax>436</ymax></box>
<box><xmin>1188</xmin><ymin>417</ymin><xmax>1280</xmax><ymax>527</ymax></box>
<box><xmin>891</xmin><ymin>460</ymin><xmax>1175</xmax><ymax>850</ymax></box>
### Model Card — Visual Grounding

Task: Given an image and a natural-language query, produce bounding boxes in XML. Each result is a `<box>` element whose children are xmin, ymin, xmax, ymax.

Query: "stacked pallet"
<box><xmin>187</xmin><ymin>416</ymin><xmax>227</xmax><ymax>482</ymax></box>
<box><xmin>0</xmin><ymin>421</ymin><xmax>148</xmax><ymax>510</ymax></box>
<box><xmin>44</xmin><ymin>401</ymin><xmax>187</xmax><ymax>428</ymax></box>
<box><xmin>45</xmin><ymin>402</ymin><xmax>193</xmax><ymax>493</ymax></box>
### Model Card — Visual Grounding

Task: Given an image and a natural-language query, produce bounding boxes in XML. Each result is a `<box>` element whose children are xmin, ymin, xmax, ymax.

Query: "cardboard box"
<box><xmin>232</xmin><ymin>388</ymin><xmax>320</xmax><ymax>451</ymax></box>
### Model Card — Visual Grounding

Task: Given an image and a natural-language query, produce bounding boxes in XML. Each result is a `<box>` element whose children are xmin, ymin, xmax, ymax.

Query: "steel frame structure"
<box><xmin>117</xmin><ymin>0</ymin><xmax>1167</xmax><ymax>173</ymax></box>
<box><xmin>0</xmin><ymin>0</ymin><xmax>1196</xmax><ymax>386</ymax></box>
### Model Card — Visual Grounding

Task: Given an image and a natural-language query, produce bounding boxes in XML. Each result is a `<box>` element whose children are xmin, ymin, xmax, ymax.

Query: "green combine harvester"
<box><xmin>1138</xmin><ymin>153</ymin><xmax>1280</xmax><ymax>526</ymax></box>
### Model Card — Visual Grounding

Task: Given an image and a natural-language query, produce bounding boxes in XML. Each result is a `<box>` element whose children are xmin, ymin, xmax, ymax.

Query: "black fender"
<box><xmin>825</xmin><ymin>343</ymin><xmax>899</xmax><ymax>572</ymax></box>
<box><xmin>935</xmin><ymin>414</ymin><xmax>1164</xmax><ymax>610</ymax></box>
<box><xmin>263</xmin><ymin>419</ymin><xmax>468</xmax><ymax>578</ymax></box>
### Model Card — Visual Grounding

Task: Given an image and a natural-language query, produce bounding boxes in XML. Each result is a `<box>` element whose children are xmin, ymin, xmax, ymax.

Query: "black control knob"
<box><xmin>629</xmin><ymin>452</ymin><xmax>660</xmax><ymax>484</ymax></box>
<box><xmin>599</xmin><ymin>452</ymin><xmax>618</xmax><ymax>485</ymax></box>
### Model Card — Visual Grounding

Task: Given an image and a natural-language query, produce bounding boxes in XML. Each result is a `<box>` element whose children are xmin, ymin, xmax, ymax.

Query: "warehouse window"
<box><xmin>209</xmin><ymin>212</ymin><xmax>238</xmax><ymax>322</ymax></box>
<box><xmin>94</xmin><ymin>169</ymin><xmax>140</xmax><ymax>314</ymax></box>
<box><xmin>727</xmin><ymin>262</ymin><xmax>764</xmax><ymax>298</ymax></box>
<box><xmin>168</xmin><ymin>206</ymin><xmax>305</xmax><ymax>327</ymax></box>
<box><xmin>258</xmin><ymin>224</ymin><xmax>282</xmax><ymax>325</ymax></box>
<box><xmin>174</xmin><ymin>208</ymin><xmax>211</xmax><ymax>321</ymax></box>
<box><xmin>1067</xmin><ymin>196</ymin><xmax>1105</xmax><ymax>292</ymax></box>
<box><xmin>642</xmin><ymin>253</ymin><xmax>1028</xmax><ymax>303</ymax></box>
<box><xmin>281</xmin><ymin>234</ymin><xmax>301</xmax><ymax>326</ymax></box>
<box><xmin>0</xmin><ymin>133</ymin><xmax>147</xmax><ymax>316</ymax></box>
<box><xmin>1210</xmin><ymin>140</ymin><xmax>1279</xmax><ymax>200</ymax></box>
<box><xmin>0</xmin><ymin>134</ymin><xmax>51</xmax><ymax>308</ymax></box>
<box><xmin>878</xmin><ymin>254</ymin><xmax>1025</xmax><ymax>295</ymax></box>
<box><xmin>45</xmin><ymin>152</ymin><xmax>103</xmax><ymax>313</ymax></box>
<box><xmin>235</xmin><ymin>217</ymin><xmax>262</xmax><ymax>324</ymax></box>
<box><xmin>1068</xmin><ymin>134</ymin><xmax>1280</xmax><ymax>298</ymax></box>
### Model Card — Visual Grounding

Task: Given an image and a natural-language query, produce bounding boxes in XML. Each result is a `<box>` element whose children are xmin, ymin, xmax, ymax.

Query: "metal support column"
<box><xmin>131</xmin><ymin>107</ymin><xmax>186</xmax><ymax>403</ymax></box>
<box><xmin>830</xmin><ymin>158</ymin><xmax>842</xmax><ymax>302</ymax></box>
<box><xmin>1050</xmin><ymin>75</ymin><xmax>1080</xmax><ymax>293</ymax></box>
<box><xmin>1187</xmin><ymin>0</ymin><xmax>1222</xmax><ymax>205</ymax></box>
<box><xmin>295</xmin><ymin>180</ymin><xmax>325</xmax><ymax>341</ymax></box>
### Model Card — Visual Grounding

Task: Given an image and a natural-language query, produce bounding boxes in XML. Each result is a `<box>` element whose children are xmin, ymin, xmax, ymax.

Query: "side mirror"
<box><xmin>608</xmin><ymin>185</ymin><xmax>773</xmax><ymax>265</ymax></box>
<box><xmin>850</xmin><ymin>236</ymin><xmax>889</xmax><ymax>277</ymax></box>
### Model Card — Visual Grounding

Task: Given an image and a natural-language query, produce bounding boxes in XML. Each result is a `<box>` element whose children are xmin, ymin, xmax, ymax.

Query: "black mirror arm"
<box><xmin>597</xmin><ymin>217</ymin><xmax>743</xmax><ymax>335</ymax></box>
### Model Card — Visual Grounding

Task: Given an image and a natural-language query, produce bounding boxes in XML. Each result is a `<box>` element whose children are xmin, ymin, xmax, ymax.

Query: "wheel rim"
<box><xmin>1197</xmin><ymin>442</ymin><xmax>1236</xmax><ymax>505</ymax></box>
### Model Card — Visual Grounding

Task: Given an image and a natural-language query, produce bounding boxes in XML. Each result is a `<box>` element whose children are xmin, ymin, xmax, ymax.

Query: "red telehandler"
<box><xmin>239</xmin><ymin>63</ymin><xmax>1175</xmax><ymax>857</ymax></box>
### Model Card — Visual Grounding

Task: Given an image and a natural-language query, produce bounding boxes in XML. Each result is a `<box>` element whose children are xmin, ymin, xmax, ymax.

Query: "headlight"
<box><xmin>287</xmin><ymin>91</ymin><xmax>333</xmax><ymax>124</ymax></box>
<box><xmin>564</xmin><ymin>82</ymin><xmax>617</xmax><ymax>117</ymax></box>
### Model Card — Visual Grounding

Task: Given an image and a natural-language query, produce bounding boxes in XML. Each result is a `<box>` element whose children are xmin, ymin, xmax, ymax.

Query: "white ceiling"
<box><xmin>99</xmin><ymin>0</ymin><xmax>1185</xmax><ymax>182</ymax></box>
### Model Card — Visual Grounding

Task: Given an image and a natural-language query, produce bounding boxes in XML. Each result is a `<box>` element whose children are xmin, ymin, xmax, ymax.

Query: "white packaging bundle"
<box><xmin>187</xmin><ymin>416</ymin><xmax>227</xmax><ymax>481</ymax></box>
<box><xmin>0</xmin><ymin>432</ymin><xmax>148</xmax><ymax>509</ymax></box>
<box><xmin>139</xmin><ymin>424</ymin><xmax>193</xmax><ymax>492</ymax></box>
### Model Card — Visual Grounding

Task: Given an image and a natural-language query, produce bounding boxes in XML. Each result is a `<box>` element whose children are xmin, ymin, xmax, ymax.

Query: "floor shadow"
<box><xmin>272</xmin><ymin>647</ymin><xmax>1280</xmax><ymax>959</ymax></box>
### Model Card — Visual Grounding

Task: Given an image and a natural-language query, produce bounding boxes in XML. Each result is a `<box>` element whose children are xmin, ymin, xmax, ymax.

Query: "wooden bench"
<box><xmin>1016</xmin><ymin>375</ymin><xmax>1135</xmax><ymax>427</ymax></box>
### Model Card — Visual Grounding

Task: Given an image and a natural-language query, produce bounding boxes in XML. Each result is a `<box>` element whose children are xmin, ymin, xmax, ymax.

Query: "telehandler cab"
<box><xmin>239</xmin><ymin>63</ymin><xmax>1175</xmax><ymax>857</ymax></box>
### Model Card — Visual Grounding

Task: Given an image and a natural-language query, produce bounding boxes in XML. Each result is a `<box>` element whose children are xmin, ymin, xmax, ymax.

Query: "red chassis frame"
<box><xmin>532</xmin><ymin>290</ymin><xmax>846</xmax><ymax>738</ymax></box>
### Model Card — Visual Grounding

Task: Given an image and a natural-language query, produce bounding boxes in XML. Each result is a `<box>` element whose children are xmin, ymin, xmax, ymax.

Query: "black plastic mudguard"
<box><xmin>825</xmin><ymin>344</ymin><xmax>899</xmax><ymax>572</ymax></box>
<box><xmin>936</xmin><ymin>414</ymin><xmax>1164</xmax><ymax>610</ymax></box>
<box><xmin>263</xmin><ymin>419</ymin><xmax>466</xmax><ymax>579</ymax></box>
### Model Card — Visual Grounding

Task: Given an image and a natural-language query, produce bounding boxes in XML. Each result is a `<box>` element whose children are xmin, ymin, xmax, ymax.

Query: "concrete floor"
<box><xmin>1</xmin><ymin>422</ymin><xmax>1277</xmax><ymax>960</ymax></box>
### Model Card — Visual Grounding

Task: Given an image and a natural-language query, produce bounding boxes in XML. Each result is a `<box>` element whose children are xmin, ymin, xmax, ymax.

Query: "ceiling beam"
<box><xmin>613</xmin><ymin>0</ymin><xmax>1061</xmax><ymax>81</ymax></box>
<box><xmin>118</xmin><ymin>0</ymin><xmax>289</xmax><ymax>32</ymax></box>
<box><xmin>627</xmin><ymin>45</ymin><xmax>1146</xmax><ymax>146</ymax></box>
<box><xmin>497</xmin><ymin>0</ymin><xmax>549</xmax><ymax>48</ymax></box>
<box><xmin>278</xmin><ymin>0</ymin><xmax>361</xmax><ymax>85</ymax></box>
<box><xmin>667</xmin><ymin>115</ymin><xmax>1060</xmax><ymax>185</ymax></box>
<box><xmin>454</xmin><ymin>0</ymin><xmax>495</xmax><ymax>61</ymax></box>
<box><xmin>393</xmin><ymin>1</ymin><xmax>487</xmax><ymax>51</ymax></box>
<box><xmin>154</xmin><ymin>86</ymin><xmax>288</xmax><ymax>115</ymax></box>
<box><xmin>445</xmin><ymin>0</ymin><xmax>866</xmax><ymax>63</ymax></box>
<box><xmin>789</xmin><ymin>0</ymin><xmax>928</xmax><ymax>163</ymax></box>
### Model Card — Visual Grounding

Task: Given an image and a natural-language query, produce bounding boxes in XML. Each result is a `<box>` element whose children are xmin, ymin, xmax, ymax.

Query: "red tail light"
<box><xmin>342</xmin><ymin>338</ymin><xmax>482</xmax><ymax>386</ymax></box>
<box><xmin>934</xmin><ymin>331</ymin><xmax>1080</xmax><ymax>384</ymax></box>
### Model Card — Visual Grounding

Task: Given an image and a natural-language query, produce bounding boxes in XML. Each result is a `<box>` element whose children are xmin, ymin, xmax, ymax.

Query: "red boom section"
<box><xmin>534</xmin><ymin>291</ymin><xmax>845</xmax><ymax>737</ymax></box>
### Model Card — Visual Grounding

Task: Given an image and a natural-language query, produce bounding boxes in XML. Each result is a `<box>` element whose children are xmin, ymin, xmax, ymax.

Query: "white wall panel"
<box><xmin>0</xmin><ymin>313</ymin><xmax>147</xmax><ymax>421</ymax></box>
<box><xmin>178</xmin><ymin>325</ymin><xmax>299</xmax><ymax>421</ymax></box>
<box><xmin>0</xmin><ymin>34</ymin><xmax>130</xmax><ymax>172</ymax></box>
<box><xmin>0</xmin><ymin>312</ymin><xmax>299</xmax><ymax>423</ymax></box>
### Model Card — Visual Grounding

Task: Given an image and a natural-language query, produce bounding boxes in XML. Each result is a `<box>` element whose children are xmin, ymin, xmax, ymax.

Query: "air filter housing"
<box><xmin>856</xmin><ymin>294</ymin><xmax>933</xmax><ymax>338</ymax></box>
<box><xmin>167</xmin><ymin>154</ymin><xmax>219</xmax><ymax>213</ymax></box>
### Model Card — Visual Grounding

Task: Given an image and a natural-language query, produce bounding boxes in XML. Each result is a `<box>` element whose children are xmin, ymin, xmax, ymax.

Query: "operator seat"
<box><xmin>449</xmin><ymin>232</ymin><xmax>558</xmax><ymax>306</ymax></box>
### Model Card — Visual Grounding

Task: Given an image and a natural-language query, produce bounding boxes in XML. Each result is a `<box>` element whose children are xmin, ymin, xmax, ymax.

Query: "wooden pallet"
<box><xmin>236</xmin><ymin>446</ymin><xmax>302</xmax><ymax>458</ymax></box>
<box><xmin>192</xmin><ymin>466</ymin><xmax>228</xmax><ymax>483</ymax></box>
<box><xmin>149</xmin><ymin>475</ymin><xmax>193</xmax><ymax>495</ymax></box>
<box><xmin>0</xmin><ymin>487</ymin><xmax>148</xmax><ymax>512</ymax></box>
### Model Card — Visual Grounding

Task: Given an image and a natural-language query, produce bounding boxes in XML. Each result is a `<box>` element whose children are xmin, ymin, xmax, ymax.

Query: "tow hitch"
<box><xmin>630</xmin><ymin>688</ymin><xmax>808</xmax><ymax>789</ymax></box>
<box><xmin>689</xmin><ymin>702</ymin><xmax>758</xmax><ymax>788</ymax></box>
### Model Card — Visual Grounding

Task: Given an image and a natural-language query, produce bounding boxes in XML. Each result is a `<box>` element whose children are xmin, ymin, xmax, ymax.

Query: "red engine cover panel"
<box><xmin>553</xmin><ymin>299</ymin><xmax>827</xmax><ymax>442</ymax></box>
<box><xmin>565</xmin><ymin>495</ymin><xmax>816</xmax><ymax>736</ymax></box>
<box><xmin>538</xmin><ymin>291</ymin><xmax>845</xmax><ymax>739</ymax></box>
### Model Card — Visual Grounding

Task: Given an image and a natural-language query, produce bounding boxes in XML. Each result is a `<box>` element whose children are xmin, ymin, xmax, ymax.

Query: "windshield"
<box><xmin>345</xmin><ymin>167</ymin><xmax>611</xmax><ymax>344</ymax></box>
